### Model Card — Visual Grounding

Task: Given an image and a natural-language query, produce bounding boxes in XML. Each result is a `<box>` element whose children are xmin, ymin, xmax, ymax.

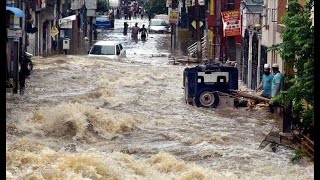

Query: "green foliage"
<box><xmin>270</xmin><ymin>0</ymin><xmax>314</xmax><ymax>136</ymax></box>
<box><xmin>146</xmin><ymin>0</ymin><xmax>167</xmax><ymax>16</ymax></box>
<box><xmin>290</xmin><ymin>148</ymin><xmax>306</xmax><ymax>164</ymax></box>
<box><xmin>97</xmin><ymin>0</ymin><xmax>109</xmax><ymax>13</ymax></box>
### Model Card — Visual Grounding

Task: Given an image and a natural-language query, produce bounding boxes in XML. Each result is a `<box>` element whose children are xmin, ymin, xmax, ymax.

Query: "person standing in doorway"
<box><xmin>256</xmin><ymin>64</ymin><xmax>273</xmax><ymax>98</ymax></box>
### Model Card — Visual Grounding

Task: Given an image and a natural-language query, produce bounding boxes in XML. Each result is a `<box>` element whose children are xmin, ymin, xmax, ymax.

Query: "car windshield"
<box><xmin>154</xmin><ymin>15</ymin><xmax>169</xmax><ymax>21</ymax></box>
<box><xmin>90</xmin><ymin>45</ymin><xmax>115</xmax><ymax>55</ymax></box>
<box><xmin>150</xmin><ymin>20</ymin><xmax>166</xmax><ymax>26</ymax></box>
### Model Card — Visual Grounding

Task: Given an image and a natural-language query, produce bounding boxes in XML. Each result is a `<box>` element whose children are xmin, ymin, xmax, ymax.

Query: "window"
<box><xmin>90</xmin><ymin>45</ymin><xmax>115</xmax><ymax>55</ymax></box>
<box><xmin>150</xmin><ymin>20</ymin><xmax>166</xmax><ymax>26</ymax></box>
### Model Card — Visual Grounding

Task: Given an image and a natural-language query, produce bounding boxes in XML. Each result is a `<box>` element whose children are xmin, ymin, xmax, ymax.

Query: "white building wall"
<box><xmin>260</xmin><ymin>0</ymin><xmax>285</xmax><ymax>73</ymax></box>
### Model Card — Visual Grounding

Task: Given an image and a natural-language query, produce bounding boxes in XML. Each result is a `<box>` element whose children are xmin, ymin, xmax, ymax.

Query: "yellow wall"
<box><xmin>208</xmin><ymin>0</ymin><xmax>214</xmax><ymax>59</ymax></box>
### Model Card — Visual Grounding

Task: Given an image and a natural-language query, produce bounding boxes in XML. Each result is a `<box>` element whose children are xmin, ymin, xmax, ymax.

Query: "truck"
<box><xmin>183</xmin><ymin>64</ymin><xmax>238</xmax><ymax>108</ymax></box>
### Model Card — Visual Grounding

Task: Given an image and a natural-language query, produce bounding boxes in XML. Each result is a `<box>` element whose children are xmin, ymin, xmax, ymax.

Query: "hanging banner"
<box><xmin>221</xmin><ymin>10</ymin><xmax>241</xmax><ymax>37</ymax></box>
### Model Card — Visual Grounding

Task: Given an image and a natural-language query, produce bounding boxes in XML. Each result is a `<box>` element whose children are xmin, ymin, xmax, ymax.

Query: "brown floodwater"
<box><xmin>6</xmin><ymin>18</ymin><xmax>313</xmax><ymax>180</ymax></box>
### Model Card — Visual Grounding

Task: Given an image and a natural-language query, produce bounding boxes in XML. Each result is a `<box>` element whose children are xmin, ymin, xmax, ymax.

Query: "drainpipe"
<box><xmin>53</xmin><ymin>0</ymin><xmax>57</xmax><ymax>52</ymax></box>
<box><xmin>257</xmin><ymin>33</ymin><xmax>262</xmax><ymax>87</ymax></box>
<box><xmin>248</xmin><ymin>29</ymin><xmax>253</xmax><ymax>89</ymax></box>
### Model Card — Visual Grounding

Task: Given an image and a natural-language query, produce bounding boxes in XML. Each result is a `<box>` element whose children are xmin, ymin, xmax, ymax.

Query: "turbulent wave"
<box><xmin>19</xmin><ymin>102</ymin><xmax>141</xmax><ymax>141</ymax></box>
<box><xmin>6</xmin><ymin>145</ymin><xmax>314</xmax><ymax>180</ymax></box>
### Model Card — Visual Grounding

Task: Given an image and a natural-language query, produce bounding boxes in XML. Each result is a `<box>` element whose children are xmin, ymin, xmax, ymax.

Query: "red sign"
<box><xmin>207</xmin><ymin>15</ymin><xmax>216</xmax><ymax>28</ymax></box>
<box><xmin>221</xmin><ymin>10</ymin><xmax>241</xmax><ymax>37</ymax></box>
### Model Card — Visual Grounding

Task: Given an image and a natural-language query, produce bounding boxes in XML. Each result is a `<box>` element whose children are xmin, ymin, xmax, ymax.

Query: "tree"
<box><xmin>97</xmin><ymin>0</ymin><xmax>110</xmax><ymax>13</ymax></box>
<box><xmin>146</xmin><ymin>0</ymin><xmax>167</xmax><ymax>16</ymax></box>
<box><xmin>271</xmin><ymin>0</ymin><xmax>314</xmax><ymax>138</ymax></box>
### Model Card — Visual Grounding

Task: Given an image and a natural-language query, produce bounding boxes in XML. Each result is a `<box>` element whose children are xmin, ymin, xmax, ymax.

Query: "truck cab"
<box><xmin>183</xmin><ymin>64</ymin><xmax>238</xmax><ymax>108</ymax></box>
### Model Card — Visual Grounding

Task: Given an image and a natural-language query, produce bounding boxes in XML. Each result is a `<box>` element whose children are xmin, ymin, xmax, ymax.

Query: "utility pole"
<box><xmin>248</xmin><ymin>30</ymin><xmax>253</xmax><ymax>89</ymax></box>
<box><xmin>13</xmin><ymin>0</ymin><xmax>23</xmax><ymax>94</ymax></box>
<box><xmin>89</xmin><ymin>16</ymin><xmax>93</xmax><ymax>43</ymax></box>
<box><xmin>53</xmin><ymin>0</ymin><xmax>58</xmax><ymax>52</ymax></box>
<box><xmin>195</xmin><ymin>0</ymin><xmax>202</xmax><ymax>62</ymax></box>
<box><xmin>214</xmin><ymin>0</ymin><xmax>221</xmax><ymax>63</ymax></box>
<box><xmin>171</xmin><ymin>0</ymin><xmax>178</xmax><ymax>53</ymax></box>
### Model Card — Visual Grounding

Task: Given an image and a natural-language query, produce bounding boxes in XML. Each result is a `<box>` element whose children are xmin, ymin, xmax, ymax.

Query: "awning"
<box><xmin>61</xmin><ymin>15</ymin><xmax>77</xmax><ymax>21</ymax></box>
<box><xmin>59</xmin><ymin>15</ymin><xmax>77</xmax><ymax>29</ymax></box>
<box><xmin>6</xmin><ymin>6</ymin><xmax>25</xmax><ymax>18</ymax></box>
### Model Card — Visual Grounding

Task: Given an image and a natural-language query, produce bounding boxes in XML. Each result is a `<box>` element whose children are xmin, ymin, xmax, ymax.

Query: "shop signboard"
<box><xmin>221</xmin><ymin>10</ymin><xmax>241</xmax><ymax>37</ymax></box>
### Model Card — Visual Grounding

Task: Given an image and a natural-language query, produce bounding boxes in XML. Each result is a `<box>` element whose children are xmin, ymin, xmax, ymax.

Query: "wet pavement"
<box><xmin>6</xmin><ymin>18</ymin><xmax>314</xmax><ymax>179</ymax></box>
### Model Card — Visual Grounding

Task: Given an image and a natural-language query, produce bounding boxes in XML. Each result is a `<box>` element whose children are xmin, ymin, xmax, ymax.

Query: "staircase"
<box><xmin>187</xmin><ymin>36</ymin><xmax>207</xmax><ymax>61</ymax></box>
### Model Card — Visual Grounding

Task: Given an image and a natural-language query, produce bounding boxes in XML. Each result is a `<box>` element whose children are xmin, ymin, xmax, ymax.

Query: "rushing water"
<box><xmin>6</xmin><ymin>18</ymin><xmax>313</xmax><ymax>179</ymax></box>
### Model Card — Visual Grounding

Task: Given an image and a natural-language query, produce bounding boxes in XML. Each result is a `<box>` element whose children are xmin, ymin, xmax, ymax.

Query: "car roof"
<box><xmin>151</xmin><ymin>19</ymin><xmax>166</xmax><ymax>22</ymax></box>
<box><xmin>155</xmin><ymin>14</ymin><xmax>169</xmax><ymax>17</ymax></box>
<box><xmin>94</xmin><ymin>41</ymin><xmax>120</xmax><ymax>46</ymax></box>
<box><xmin>96</xmin><ymin>15</ymin><xmax>109</xmax><ymax>18</ymax></box>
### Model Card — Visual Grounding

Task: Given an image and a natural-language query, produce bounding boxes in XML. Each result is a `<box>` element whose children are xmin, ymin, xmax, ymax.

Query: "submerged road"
<box><xmin>6</xmin><ymin>19</ymin><xmax>313</xmax><ymax>179</ymax></box>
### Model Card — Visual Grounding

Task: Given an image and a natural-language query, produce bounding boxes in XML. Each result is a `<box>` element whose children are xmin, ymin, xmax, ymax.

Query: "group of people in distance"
<box><xmin>123</xmin><ymin>22</ymin><xmax>148</xmax><ymax>43</ymax></box>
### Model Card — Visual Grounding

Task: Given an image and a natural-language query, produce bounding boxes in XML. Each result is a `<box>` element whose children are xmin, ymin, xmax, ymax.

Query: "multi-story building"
<box><xmin>206</xmin><ymin>0</ymin><xmax>242</xmax><ymax>62</ymax></box>
<box><xmin>6</xmin><ymin>0</ymin><xmax>25</xmax><ymax>91</ymax></box>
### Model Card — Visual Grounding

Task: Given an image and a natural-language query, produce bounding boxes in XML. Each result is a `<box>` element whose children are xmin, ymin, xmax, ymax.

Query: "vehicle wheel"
<box><xmin>195</xmin><ymin>89</ymin><xmax>220</xmax><ymax>108</ymax></box>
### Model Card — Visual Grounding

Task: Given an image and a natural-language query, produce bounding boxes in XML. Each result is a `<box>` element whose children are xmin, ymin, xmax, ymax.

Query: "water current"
<box><xmin>6</xmin><ymin>18</ymin><xmax>314</xmax><ymax>179</ymax></box>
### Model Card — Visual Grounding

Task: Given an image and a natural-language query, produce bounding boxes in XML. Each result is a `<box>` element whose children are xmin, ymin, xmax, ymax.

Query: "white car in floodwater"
<box><xmin>149</xmin><ymin>19</ymin><xmax>170</xmax><ymax>34</ymax></box>
<box><xmin>88</xmin><ymin>41</ymin><xmax>126</xmax><ymax>60</ymax></box>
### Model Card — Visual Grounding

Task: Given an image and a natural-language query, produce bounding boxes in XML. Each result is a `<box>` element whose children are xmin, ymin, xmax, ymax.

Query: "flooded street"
<box><xmin>6</xmin><ymin>19</ymin><xmax>313</xmax><ymax>179</ymax></box>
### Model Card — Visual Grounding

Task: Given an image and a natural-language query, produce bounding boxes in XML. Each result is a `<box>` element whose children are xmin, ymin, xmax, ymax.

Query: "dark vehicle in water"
<box><xmin>183</xmin><ymin>64</ymin><xmax>238</xmax><ymax>108</ymax></box>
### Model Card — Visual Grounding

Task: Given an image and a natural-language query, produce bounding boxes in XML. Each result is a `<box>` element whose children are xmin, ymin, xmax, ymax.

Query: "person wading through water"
<box><xmin>131</xmin><ymin>22</ymin><xmax>140</xmax><ymax>43</ymax></box>
<box><xmin>139</xmin><ymin>24</ymin><xmax>148</xmax><ymax>41</ymax></box>
<box><xmin>123</xmin><ymin>22</ymin><xmax>128</xmax><ymax>35</ymax></box>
